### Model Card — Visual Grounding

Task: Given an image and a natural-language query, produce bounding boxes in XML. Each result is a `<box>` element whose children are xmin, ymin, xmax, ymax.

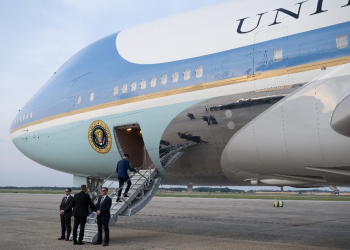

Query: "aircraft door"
<box><xmin>253</xmin><ymin>26</ymin><xmax>289</xmax><ymax>75</ymax></box>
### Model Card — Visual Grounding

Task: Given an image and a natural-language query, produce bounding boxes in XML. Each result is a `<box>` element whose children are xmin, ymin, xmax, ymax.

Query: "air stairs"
<box><xmin>69</xmin><ymin>166</ymin><xmax>160</xmax><ymax>243</ymax></box>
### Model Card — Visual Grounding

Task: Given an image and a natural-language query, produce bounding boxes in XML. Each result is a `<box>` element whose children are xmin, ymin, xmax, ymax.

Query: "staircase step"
<box><xmin>77</xmin><ymin>229</ymin><xmax>97</xmax><ymax>237</ymax></box>
<box><xmin>82</xmin><ymin>236</ymin><xmax>93</xmax><ymax>243</ymax></box>
<box><xmin>85</xmin><ymin>223</ymin><xmax>98</xmax><ymax>230</ymax></box>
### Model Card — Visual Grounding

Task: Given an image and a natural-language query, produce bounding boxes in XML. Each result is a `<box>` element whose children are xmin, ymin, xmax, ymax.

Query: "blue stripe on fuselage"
<box><xmin>11</xmin><ymin>21</ymin><xmax>350</xmax><ymax>132</ymax></box>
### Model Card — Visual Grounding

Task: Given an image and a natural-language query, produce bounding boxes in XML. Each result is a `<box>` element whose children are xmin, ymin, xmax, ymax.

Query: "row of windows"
<box><xmin>271</xmin><ymin>35</ymin><xmax>348</xmax><ymax>62</ymax></box>
<box><xmin>76</xmin><ymin>66</ymin><xmax>204</xmax><ymax>104</ymax></box>
<box><xmin>14</xmin><ymin>35</ymin><xmax>349</xmax><ymax>125</ymax></box>
<box><xmin>14</xmin><ymin>111</ymin><xmax>33</xmax><ymax>125</ymax></box>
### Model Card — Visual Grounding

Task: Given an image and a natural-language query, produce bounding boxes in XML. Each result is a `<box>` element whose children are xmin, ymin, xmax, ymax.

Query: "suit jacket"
<box><xmin>64</xmin><ymin>191</ymin><xmax>96</xmax><ymax>217</ymax></box>
<box><xmin>60</xmin><ymin>195</ymin><xmax>74</xmax><ymax>217</ymax></box>
<box><xmin>116</xmin><ymin>158</ymin><xmax>136</xmax><ymax>179</ymax></box>
<box><xmin>96</xmin><ymin>195</ymin><xmax>112</xmax><ymax>219</ymax></box>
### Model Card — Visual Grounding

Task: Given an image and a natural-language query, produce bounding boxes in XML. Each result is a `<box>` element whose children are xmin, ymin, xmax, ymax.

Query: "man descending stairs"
<box><xmin>70</xmin><ymin>167</ymin><xmax>160</xmax><ymax>243</ymax></box>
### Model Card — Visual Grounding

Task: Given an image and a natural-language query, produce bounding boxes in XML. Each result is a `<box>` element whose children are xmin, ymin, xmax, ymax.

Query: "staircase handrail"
<box><xmin>110</xmin><ymin>164</ymin><xmax>156</xmax><ymax>210</ymax></box>
<box><xmin>90</xmin><ymin>171</ymin><xmax>117</xmax><ymax>195</ymax></box>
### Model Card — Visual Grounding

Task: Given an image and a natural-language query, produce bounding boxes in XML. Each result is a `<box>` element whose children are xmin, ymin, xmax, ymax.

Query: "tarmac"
<box><xmin>0</xmin><ymin>193</ymin><xmax>349</xmax><ymax>250</ymax></box>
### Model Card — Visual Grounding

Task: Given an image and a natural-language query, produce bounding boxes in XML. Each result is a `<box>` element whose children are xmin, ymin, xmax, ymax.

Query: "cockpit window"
<box><xmin>336</xmin><ymin>35</ymin><xmax>348</xmax><ymax>49</ymax></box>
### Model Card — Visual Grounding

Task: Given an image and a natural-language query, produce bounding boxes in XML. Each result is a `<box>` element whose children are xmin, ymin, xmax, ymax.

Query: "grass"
<box><xmin>1</xmin><ymin>189</ymin><xmax>349</xmax><ymax>201</ymax></box>
<box><xmin>154</xmin><ymin>191</ymin><xmax>350</xmax><ymax>201</ymax></box>
<box><xmin>0</xmin><ymin>189</ymin><xmax>81</xmax><ymax>195</ymax></box>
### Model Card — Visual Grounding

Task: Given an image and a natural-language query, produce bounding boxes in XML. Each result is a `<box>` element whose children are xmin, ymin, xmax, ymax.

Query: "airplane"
<box><xmin>10</xmin><ymin>0</ymin><xmax>350</xmax><ymax>194</ymax></box>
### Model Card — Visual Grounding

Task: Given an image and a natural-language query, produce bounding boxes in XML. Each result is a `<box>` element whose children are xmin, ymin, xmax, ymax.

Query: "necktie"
<box><xmin>101</xmin><ymin>197</ymin><xmax>105</xmax><ymax>205</ymax></box>
<box><xmin>65</xmin><ymin>197</ymin><xmax>68</xmax><ymax>203</ymax></box>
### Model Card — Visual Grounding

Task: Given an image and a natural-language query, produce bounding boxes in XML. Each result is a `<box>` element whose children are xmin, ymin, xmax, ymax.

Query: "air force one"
<box><xmin>10</xmin><ymin>0</ymin><xmax>350</xmax><ymax>192</ymax></box>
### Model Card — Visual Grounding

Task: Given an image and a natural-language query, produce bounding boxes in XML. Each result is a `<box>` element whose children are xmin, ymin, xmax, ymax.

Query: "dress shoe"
<box><xmin>78</xmin><ymin>242</ymin><xmax>85</xmax><ymax>245</ymax></box>
<box><xmin>123</xmin><ymin>194</ymin><xmax>129</xmax><ymax>198</ymax></box>
<box><xmin>92</xmin><ymin>241</ymin><xmax>102</xmax><ymax>245</ymax></box>
<box><xmin>58</xmin><ymin>237</ymin><xmax>65</xmax><ymax>240</ymax></box>
<box><xmin>65</xmin><ymin>239</ymin><xmax>70</xmax><ymax>241</ymax></box>
<box><xmin>103</xmin><ymin>243</ymin><xmax>109</xmax><ymax>246</ymax></box>
<box><xmin>73</xmin><ymin>241</ymin><xmax>78</xmax><ymax>245</ymax></box>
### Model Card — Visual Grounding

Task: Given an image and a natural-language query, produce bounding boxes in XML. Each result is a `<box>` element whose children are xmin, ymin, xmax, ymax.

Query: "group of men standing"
<box><xmin>58</xmin><ymin>153</ymin><xmax>137</xmax><ymax>246</ymax></box>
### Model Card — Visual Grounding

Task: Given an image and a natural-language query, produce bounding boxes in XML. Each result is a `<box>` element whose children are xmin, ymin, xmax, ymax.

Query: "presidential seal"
<box><xmin>88</xmin><ymin>120</ymin><xmax>112</xmax><ymax>154</ymax></box>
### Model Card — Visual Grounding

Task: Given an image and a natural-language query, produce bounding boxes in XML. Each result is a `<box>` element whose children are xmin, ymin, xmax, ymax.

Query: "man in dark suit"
<box><xmin>116</xmin><ymin>154</ymin><xmax>138</xmax><ymax>201</ymax></box>
<box><xmin>58</xmin><ymin>188</ymin><xmax>73</xmax><ymax>241</ymax></box>
<box><xmin>64</xmin><ymin>184</ymin><xmax>96</xmax><ymax>245</ymax></box>
<box><xmin>92</xmin><ymin>187</ymin><xmax>112</xmax><ymax>246</ymax></box>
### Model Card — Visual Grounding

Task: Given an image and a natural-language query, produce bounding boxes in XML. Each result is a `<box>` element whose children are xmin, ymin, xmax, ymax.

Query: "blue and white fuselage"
<box><xmin>10</xmin><ymin>0</ymin><xmax>350</xmax><ymax>188</ymax></box>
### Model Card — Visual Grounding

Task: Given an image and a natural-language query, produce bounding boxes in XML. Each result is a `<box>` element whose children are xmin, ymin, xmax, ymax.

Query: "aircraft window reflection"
<box><xmin>77</xmin><ymin>95</ymin><xmax>81</xmax><ymax>104</ymax></box>
<box><xmin>161</xmin><ymin>74</ymin><xmax>167</xmax><ymax>85</ymax></box>
<box><xmin>195</xmin><ymin>66</ymin><xmax>203</xmax><ymax>78</ymax></box>
<box><xmin>336</xmin><ymin>35</ymin><xmax>348</xmax><ymax>49</ymax></box>
<box><xmin>150</xmin><ymin>77</ymin><xmax>157</xmax><ymax>87</ymax></box>
<box><xmin>140</xmin><ymin>79</ymin><xmax>146</xmax><ymax>89</ymax></box>
<box><xmin>172</xmin><ymin>72</ymin><xmax>179</xmax><ymax>83</ymax></box>
<box><xmin>30</xmin><ymin>111</ymin><xmax>33</xmax><ymax>118</ymax></box>
<box><xmin>122</xmin><ymin>84</ymin><xmax>127</xmax><ymax>93</ymax></box>
<box><xmin>113</xmin><ymin>86</ymin><xmax>118</xmax><ymax>95</ymax></box>
<box><xmin>131</xmin><ymin>81</ymin><xmax>136</xmax><ymax>91</ymax></box>
<box><xmin>90</xmin><ymin>92</ymin><xmax>94</xmax><ymax>101</ymax></box>
<box><xmin>184</xmin><ymin>69</ymin><xmax>191</xmax><ymax>80</ymax></box>
<box><xmin>273</xmin><ymin>49</ymin><xmax>283</xmax><ymax>62</ymax></box>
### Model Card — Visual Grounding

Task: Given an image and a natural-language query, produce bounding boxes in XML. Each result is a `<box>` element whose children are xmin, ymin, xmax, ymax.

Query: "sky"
<box><xmin>0</xmin><ymin>0</ymin><xmax>348</xmax><ymax>191</ymax></box>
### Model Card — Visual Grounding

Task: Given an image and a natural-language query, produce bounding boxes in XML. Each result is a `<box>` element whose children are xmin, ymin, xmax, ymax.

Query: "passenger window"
<box><xmin>113</xmin><ymin>86</ymin><xmax>118</xmax><ymax>95</ymax></box>
<box><xmin>30</xmin><ymin>111</ymin><xmax>33</xmax><ymax>118</ymax></box>
<box><xmin>161</xmin><ymin>75</ymin><xmax>167</xmax><ymax>85</ymax></box>
<box><xmin>17</xmin><ymin>117</ymin><xmax>19</xmax><ymax>123</ymax></box>
<box><xmin>150</xmin><ymin>77</ymin><xmax>157</xmax><ymax>87</ymax></box>
<box><xmin>89</xmin><ymin>92</ymin><xmax>94</xmax><ymax>101</ymax></box>
<box><xmin>195</xmin><ymin>66</ymin><xmax>203</xmax><ymax>78</ymax></box>
<box><xmin>77</xmin><ymin>96</ymin><xmax>81</xmax><ymax>104</ymax></box>
<box><xmin>122</xmin><ymin>84</ymin><xmax>127</xmax><ymax>93</ymax></box>
<box><xmin>336</xmin><ymin>35</ymin><xmax>348</xmax><ymax>49</ymax></box>
<box><xmin>20</xmin><ymin>116</ymin><xmax>22</xmax><ymax>122</ymax></box>
<box><xmin>273</xmin><ymin>49</ymin><xmax>283</xmax><ymax>62</ymax></box>
<box><xmin>172</xmin><ymin>72</ymin><xmax>179</xmax><ymax>83</ymax></box>
<box><xmin>26</xmin><ymin>113</ymin><xmax>29</xmax><ymax>119</ymax></box>
<box><xmin>140</xmin><ymin>79</ymin><xmax>146</xmax><ymax>89</ymax></box>
<box><xmin>131</xmin><ymin>81</ymin><xmax>136</xmax><ymax>91</ymax></box>
<box><xmin>23</xmin><ymin>114</ymin><xmax>25</xmax><ymax>120</ymax></box>
<box><xmin>183</xmin><ymin>69</ymin><xmax>191</xmax><ymax>80</ymax></box>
